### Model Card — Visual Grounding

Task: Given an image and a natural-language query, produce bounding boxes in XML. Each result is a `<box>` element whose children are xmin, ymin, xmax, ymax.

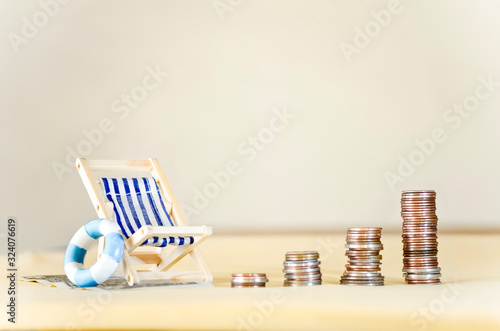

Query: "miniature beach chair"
<box><xmin>76</xmin><ymin>158</ymin><xmax>212</xmax><ymax>286</ymax></box>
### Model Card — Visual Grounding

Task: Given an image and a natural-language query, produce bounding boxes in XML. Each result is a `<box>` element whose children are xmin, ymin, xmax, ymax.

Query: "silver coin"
<box><xmin>341</xmin><ymin>275</ymin><xmax>384</xmax><ymax>281</ymax></box>
<box><xmin>283</xmin><ymin>267</ymin><xmax>321</xmax><ymax>273</ymax></box>
<box><xmin>343</xmin><ymin>271</ymin><xmax>382</xmax><ymax>277</ymax></box>
<box><xmin>403</xmin><ymin>267</ymin><xmax>441</xmax><ymax>274</ymax></box>
<box><xmin>341</xmin><ymin>279</ymin><xmax>385</xmax><ymax>284</ymax></box>
<box><xmin>284</xmin><ymin>280</ymin><xmax>322</xmax><ymax>286</ymax></box>
<box><xmin>340</xmin><ymin>281</ymin><xmax>384</xmax><ymax>286</ymax></box>
<box><xmin>404</xmin><ymin>273</ymin><xmax>441</xmax><ymax>280</ymax></box>
<box><xmin>286</xmin><ymin>250</ymin><xmax>319</xmax><ymax>255</ymax></box>
<box><xmin>283</xmin><ymin>260</ymin><xmax>320</xmax><ymax>267</ymax></box>
<box><xmin>340</xmin><ymin>278</ymin><xmax>383</xmax><ymax>282</ymax></box>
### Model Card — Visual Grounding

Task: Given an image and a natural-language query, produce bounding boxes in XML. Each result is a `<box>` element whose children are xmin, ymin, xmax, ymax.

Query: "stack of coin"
<box><xmin>401</xmin><ymin>190</ymin><xmax>441</xmax><ymax>284</ymax></box>
<box><xmin>231</xmin><ymin>273</ymin><xmax>269</xmax><ymax>288</ymax></box>
<box><xmin>340</xmin><ymin>227</ymin><xmax>384</xmax><ymax>286</ymax></box>
<box><xmin>283</xmin><ymin>251</ymin><xmax>322</xmax><ymax>286</ymax></box>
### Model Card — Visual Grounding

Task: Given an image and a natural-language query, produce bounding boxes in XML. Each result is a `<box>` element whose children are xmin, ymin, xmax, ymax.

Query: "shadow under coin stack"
<box><xmin>340</xmin><ymin>227</ymin><xmax>384</xmax><ymax>286</ymax></box>
<box><xmin>231</xmin><ymin>273</ymin><xmax>269</xmax><ymax>288</ymax></box>
<box><xmin>283</xmin><ymin>251</ymin><xmax>322</xmax><ymax>286</ymax></box>
<box><xmin>401</xmin><ymin>190</ymin><xmax>441</xmax><ymax>284</ymax></box>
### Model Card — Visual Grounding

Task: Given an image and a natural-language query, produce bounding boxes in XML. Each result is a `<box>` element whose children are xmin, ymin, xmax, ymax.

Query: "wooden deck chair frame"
<box><xmin>76</xmin><ymin>158</ymin><xmax>212</xmax><ymax>286</ymax></box>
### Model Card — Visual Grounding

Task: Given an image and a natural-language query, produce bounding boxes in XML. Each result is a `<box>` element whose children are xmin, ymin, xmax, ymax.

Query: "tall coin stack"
<box><xmin>283</xmin><ymin>251</ymin><xmax>322</xmax><ymax>286</ymax></box>
<box><xmin>401</xmin><ymin>190</ymin><xmax>441</xmax><ymax>284</ymax></box>
<box><xmin>340</xmin><ymin>227</ymin><xmax>384</xmax><ymax>286</ymax></box>
<box><xmin>231</xmin><ymin>273</ymin><xmax>269</xmax><ymax>288</ymax></box>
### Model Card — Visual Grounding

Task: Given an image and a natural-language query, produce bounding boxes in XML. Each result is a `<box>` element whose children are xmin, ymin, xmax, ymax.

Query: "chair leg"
<box><xmin>154</xmin><ymin>246</ymin><xmax>194</xmax><ymax>272</ymax></box>
<box><xmin>121</xmin><ymin>250</ymin><xmax>140</xmax><ymax>286</ymax></box>
<box><xmin>190</xmin><ymin>247</ymin><xmax>213</xmax><ymax>282</ymax></box>
<box><xmin>153</xmin><ymin>235</ymin><xmax>208</xmax><ymax>272</ymax></box>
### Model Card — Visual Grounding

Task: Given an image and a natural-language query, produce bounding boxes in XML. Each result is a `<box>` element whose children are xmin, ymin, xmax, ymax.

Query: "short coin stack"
<box><xmin>231</xmin><ymin>273</ymin><xmax>269</xmax><ymax>288</ymax></box>
<box><xmin>283</xmin><ymin>251</ymin><xmax>322</xmax><ymax>286</ymax></box>
<box><xmin>401</xmin><ymin>190</ymin><xmax>441</xmax><ymax>284</ymax></box>
<box><xmin>340</xmin><ymin>227</ymin><xmax>384</xmax><ymax>286</ymax></box>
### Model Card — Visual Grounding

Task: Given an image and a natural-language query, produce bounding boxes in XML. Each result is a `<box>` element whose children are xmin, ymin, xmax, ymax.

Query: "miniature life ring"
<box><xmin>64</xmin><ymin>218</ymin><xmax>124</xmax><ymax>287</ymax></box>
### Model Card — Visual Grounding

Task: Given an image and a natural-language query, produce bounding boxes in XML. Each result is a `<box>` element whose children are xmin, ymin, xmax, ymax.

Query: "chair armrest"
<box><xmin>144</xmin><ymin>225</ymin><xmax>211</xmax><ymax>237</ymax></box>
<box><xmin>126</xmin><ymin>225</ymin><xmax>212</xmax><ymax>251</ymax></box>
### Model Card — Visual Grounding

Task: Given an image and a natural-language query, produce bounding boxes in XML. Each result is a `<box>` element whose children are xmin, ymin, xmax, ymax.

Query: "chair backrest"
<box><xmin>100</xmin><ymin>177</ymin><xmax>174</xmax><ymax>239</ymax></box>
<box><xmin>76</xmin><ymin>158</ymin><xmax>190</xmax><ymax>233</ymax></box>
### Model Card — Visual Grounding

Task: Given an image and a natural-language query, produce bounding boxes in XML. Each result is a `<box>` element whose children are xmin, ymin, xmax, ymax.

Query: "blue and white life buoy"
<box><xmin>64</xmin><ymin>218</ymin><xmax>124</xmax><ymax>287</ymax></box>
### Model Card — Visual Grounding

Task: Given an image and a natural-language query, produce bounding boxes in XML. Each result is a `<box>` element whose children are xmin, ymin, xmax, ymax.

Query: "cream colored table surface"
<box><xmin>1</xmin><ymin>233</ymin><xmax>500</xmax><ymax>331</ymax></box>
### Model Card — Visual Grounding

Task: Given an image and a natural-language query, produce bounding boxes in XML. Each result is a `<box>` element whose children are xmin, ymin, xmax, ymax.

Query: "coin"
<box><xmin>404</xmin><ymin>273</ymin><xmax>442</xmax><ymax>280</ymax></box>
<box><xmin>405</xmin><ymin>279</ymin><xmax>441</xmax><ymax>284</ymax></box>
<box><xmin>341</xmin><ymin>276</ymin><xmax>385</xmax><ymax>282</ymax></box>
<box><xmin>285</xmin><ymin>274</ymin><xmax>322</xmax><ymax>280</ymax></box>
<box><xmin>403</xmin><ymin>267</ymin><xmax>441</xmax><ymax>273</ymax></box>
<box><xmin>283</xmin><ymin>260</ymin><xmax>321</xmax><ymax>267</ymax></box>
<box><xmin>348</xmin><ymin>260</ymin><xmax>382</xmax><ymax>265</ymax></box>
<box><xmin>232</xmin><ymin>273</ymin><xmax>266</xmax><ymax>278</ymax></box>
<box><xmin>284</xmin><ymin>279</ymin><xmax>322</xmax><ymax>286</ymax></box>
<box><xmin>231</xmin><ymin>277</ymin><xmax>269</xmax><ymax>283</ymax></box>
<box><xmin>285</xmin><ymin>251</ymin><xmax>319</xmax><ymax>261</ymax></box>
<box><xmin>343</xmin><ymin>271</ymin><xmax>382</xmax><ymax>277</ymax></box>
<box><xmin>345</xmin><ymin>244</ymin><xmax>384</xmax><ymax>249</ymax></box>
<box><xmin>231</xmin><ymin>273</ymin><xmax>269</xmax><ymax>288</ymax></box>
<box><xmin>348</xmin><ymin>227</ymin><xmax>383</xmax><ymax>232</ymax></box>
<box><xmin>282</xmin><ymin>267</ymin><xmax>321</xmax><ymax>273</ymax></box>
<box><xmin>340</xmin><ymin>281</ymin><xmax>384</xmax><ymax>286</ymax></box>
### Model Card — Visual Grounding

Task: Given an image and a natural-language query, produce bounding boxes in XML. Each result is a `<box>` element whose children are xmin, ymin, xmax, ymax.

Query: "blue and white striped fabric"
<box><xmin>101</xmin><ymin>177</ymin><xmax>194</xmax><ymax>247</ymax></box>
<box><xmin>64</xmin><ymin>218</ymin><xmax>124</xmax><ymax>287</ymax></box>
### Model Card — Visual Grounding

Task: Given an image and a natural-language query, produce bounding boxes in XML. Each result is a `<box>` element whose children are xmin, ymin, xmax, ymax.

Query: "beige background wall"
<box><xmin>1</xmin><ymin>0</ymin><xmax>500</xmax><ymax>250</ymax></box>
